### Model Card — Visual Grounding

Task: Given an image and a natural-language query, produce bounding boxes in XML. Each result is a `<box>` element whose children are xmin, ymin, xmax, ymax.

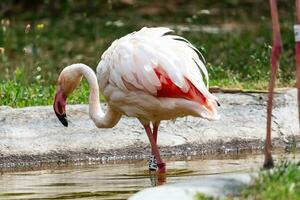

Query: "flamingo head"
<box><xmin>53</xmin><ymin>66</ymin><xmax>83</xmax><ymax>127</ymax></box>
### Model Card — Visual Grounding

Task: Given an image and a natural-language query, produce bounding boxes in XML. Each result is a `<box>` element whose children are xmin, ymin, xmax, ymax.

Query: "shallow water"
<box><xmin>0</xmin><ymin>153</ymin><xmax>294</xmax><ymax>200</ymax></box>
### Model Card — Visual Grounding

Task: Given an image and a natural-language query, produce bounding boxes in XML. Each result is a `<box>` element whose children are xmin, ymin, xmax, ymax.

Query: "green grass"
<box><xmin>0</xmin><ymin>67</ymin><xmax>91</xmax><ymax>107</ymax></box>
<box><xmin>0</xmin><ymin>1</ymin><xmax>297</xmax><ymax>107</ymax></box>
<box><xmin>242</xmin><ymin>161</ymin><xmax>300</xmax><ymax>200</ymax></box>
<box><xmin>194</xmin><ymin>193</ymin><xmax>214</xmax><ymax>200</ymax></box>
<box><xmin>0</xmin><ymin>80</ymin><xmax>91</xmax><ymax>107</ymax></box>
<box><xmin>194</xmin><ymin>161</ymin><xmax>300</xmax><ymax>200</ymax></box>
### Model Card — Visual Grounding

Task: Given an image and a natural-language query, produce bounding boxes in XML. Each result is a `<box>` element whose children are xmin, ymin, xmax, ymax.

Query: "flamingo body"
<box><xmin>97</xmin><ymin>27</ymin><xmax>218</xmax><ymax>122</ymax></box>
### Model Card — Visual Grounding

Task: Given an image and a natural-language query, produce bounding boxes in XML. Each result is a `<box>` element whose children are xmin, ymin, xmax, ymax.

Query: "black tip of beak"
<box><xmin>216</xmin><ymin>100</ymin><xmax>221</xmax><ymax>107</ymax></box>
<box><xmin>57</xmin><ymin>113</ymin><xmax>68</xmax><ymax>127</ymax></box>
<box><xmin>54</xmin><ymin>110</ymin><xmax>68</xmax><ymax>127</ymax></box>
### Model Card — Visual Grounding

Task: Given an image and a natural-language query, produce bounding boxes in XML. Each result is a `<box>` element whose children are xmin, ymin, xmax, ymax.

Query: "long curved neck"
<box><xmin>70</xmin><ymin>63</ymin><xmax>121</xmax><ymax>128</ymax></box>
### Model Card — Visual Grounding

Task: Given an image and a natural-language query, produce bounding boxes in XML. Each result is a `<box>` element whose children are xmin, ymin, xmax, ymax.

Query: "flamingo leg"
<box><xmin>148</xmin><ymin>122</ymin><xmax>160</xmax><ymax>171</ymax></box>
<box><xmin>153</xmin><ymin>122</ymin><xmax>159</xmax><ymax>143</ymax></box>
<box><xmin>143</xmin><ymin>124</ymin><xmax>166</xmax><ymax>174</ymax></box>
<box><xmin>296</xmin><ymin>0</ymin><xmax>300</xmax><ymax>129</ymax></box>
<box><xmin>264</xmin><ymin>0</ymin><xmax>282</xmax><ymax>169</ymax></box>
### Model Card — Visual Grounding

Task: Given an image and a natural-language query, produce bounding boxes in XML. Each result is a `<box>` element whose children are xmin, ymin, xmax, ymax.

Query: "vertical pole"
<box><xmin>295</xmin><ymin>0</ymin><xmax>300</xmax><ymax>129</ymax></box>
<box><xmin>264</xmin><ymin>0</ymin><xmax>282</xmax><ymax>169</ymax></box>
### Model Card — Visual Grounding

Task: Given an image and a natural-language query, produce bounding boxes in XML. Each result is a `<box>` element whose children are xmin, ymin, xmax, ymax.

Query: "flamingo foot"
<box><xmin>263</xmin><ymin>154</ymin><xmax>274</xmax><ymax>169</ymax></box>
<box><xmin>157</xmin><ymin>163</ymin><xmax>166</xmax><ymax>174</ymax></box>
<box><xmin>149</xmin><ymin>171</ymin><xmax>167</xmax><ymax>186</ymax></box>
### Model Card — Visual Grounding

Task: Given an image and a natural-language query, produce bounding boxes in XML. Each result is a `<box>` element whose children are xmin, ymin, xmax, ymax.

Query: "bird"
<box><xmin>53</xmin><ymin>27</ymin><xmax>219</xmax><ymax>174</ymax></box>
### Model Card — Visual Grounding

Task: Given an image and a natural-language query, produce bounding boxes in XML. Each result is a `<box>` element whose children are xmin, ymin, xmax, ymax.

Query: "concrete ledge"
<box><xmin>0</xmin><ymin>89</ymin><xmax>298</xmax><ymax>168</ymax></box>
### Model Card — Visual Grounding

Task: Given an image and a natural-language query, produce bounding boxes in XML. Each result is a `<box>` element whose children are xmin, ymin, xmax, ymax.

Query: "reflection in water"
<box><xmin>0</xmin><ymin>153</ymin><xmax>294</xmax><ymax>200</ymax></box>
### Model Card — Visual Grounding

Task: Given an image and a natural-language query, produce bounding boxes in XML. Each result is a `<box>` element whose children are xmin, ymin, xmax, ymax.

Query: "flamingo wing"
<box><xmin>97</xmin><ymin>27</ymin><xmax>218</xmax><ymax>119</ymax></box>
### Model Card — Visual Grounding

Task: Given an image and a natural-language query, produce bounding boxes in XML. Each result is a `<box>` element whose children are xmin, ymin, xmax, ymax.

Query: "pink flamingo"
<box><xmin>53</xmin><ymin>27</ymin><xmax>219</xmax><ymax>174</ymax></box>
<box><xmin>265</xmin><ymin>0</ymin><xmax>300</xmax><ymax>168</ymax></box>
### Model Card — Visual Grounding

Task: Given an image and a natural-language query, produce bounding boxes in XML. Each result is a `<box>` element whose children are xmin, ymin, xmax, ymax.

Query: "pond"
<box><xmin>0</xmin><ymin>152</ymin><xmax>291</xmax><ymax>200</ymax></box>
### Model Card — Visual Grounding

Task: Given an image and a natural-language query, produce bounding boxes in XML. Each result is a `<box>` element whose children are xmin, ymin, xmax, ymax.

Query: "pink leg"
<box><xmin>153</xmin><ymin>122</ymin><xmax>159</xmax><ymax>143</ymax></box>
<box><xmin>295</xmin><ymin>0</ymin><xmax>300</xmax><ymax>128</ymax></box>
<box><xmin>148</xmin><ymin>122</ymin><xmax>160</xmax><ymax>171</ymax></box>
<box><xmin>264</xmin><ymin>0</ymin><xmax>282</xmax><ymax>169</ymax></box>
<box><xmin>143</xmin><ymin>124</ymin><xmax>166</xmax><ymax>174</ymax></box>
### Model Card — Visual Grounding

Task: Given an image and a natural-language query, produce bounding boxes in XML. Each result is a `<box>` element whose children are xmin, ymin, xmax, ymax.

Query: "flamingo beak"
<box><xmin>53</xmin><ymin>88</ymin><xmax>68</xmax><ymax>127</ymax></box>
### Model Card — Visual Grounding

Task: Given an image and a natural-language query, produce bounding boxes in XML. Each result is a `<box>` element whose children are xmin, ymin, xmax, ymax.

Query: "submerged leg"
<box><xmin>264</xmin><ymin>0</ymin><xmax>282</xmax><ymax>169</ymax></box>
<box><xmin>143</xmin><ymin>124</ymin><xmax>166</xmax><ymax>174</ymax></box>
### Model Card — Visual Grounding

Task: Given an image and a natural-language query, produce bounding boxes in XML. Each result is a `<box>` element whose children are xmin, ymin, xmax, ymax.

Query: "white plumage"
<box><xmin>97</xmin><ymin>27</ymin><xmax>218</xmax><ymax>121</ymax></box>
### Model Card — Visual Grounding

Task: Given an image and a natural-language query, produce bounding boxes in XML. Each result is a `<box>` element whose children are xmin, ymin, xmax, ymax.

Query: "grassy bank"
<box><xmin>195</xmin><ymin>161</ymin><xmax>300</xmax><ymax>200</ymax></box>
<box><xmin>0</xmin><ymin>0</ymin><xmax>296</xmax><ymax>107</ymax></box>
<box><xmin>243</xmin><ymin>161</ymin><xmax>300</xmax><ymax>200</ymax></box>
<box><xmin>0</xmin><ymin>79</ymin><xmax>90</xmax><ymax>107</ymax></box>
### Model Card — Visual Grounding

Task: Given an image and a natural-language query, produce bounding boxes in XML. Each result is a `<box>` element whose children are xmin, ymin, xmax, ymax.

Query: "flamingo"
<box><xmin>53</xmin><ymin>27</ymin><xmax>219</xmax><ymax>174</ymax></box>
<box><xmin>265</xmin><ymin>0</ymin><xmax>300</xmax><ymax>168</ymax></box>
